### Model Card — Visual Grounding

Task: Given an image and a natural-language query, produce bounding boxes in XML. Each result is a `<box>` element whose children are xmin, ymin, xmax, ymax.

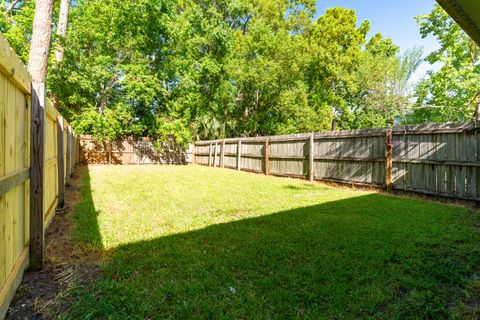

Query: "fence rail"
<box><xmin>194</xmin><ymin>122</ymin><xmax>480</xmax><ymax>201</ymax></box>
<box><xmin>0</xmin><ymin>33</ymin><xmax>79</xmax><ymax>318</ymax></box>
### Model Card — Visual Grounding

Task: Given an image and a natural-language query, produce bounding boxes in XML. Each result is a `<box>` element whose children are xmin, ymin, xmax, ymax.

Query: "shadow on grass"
<box><xmin>283</xmin><ymin>183</ymin><xmax>319</xmax><ymax>191</ymax></box>
<box><xmin>68</xmin><ymin>167</ymin><xmax>480</xmax><ymax>319</ymax></box>
<box><xmin>71</xmin><ymin>167</ymin><xmax>103</xmax><ymax>251</ymax></box>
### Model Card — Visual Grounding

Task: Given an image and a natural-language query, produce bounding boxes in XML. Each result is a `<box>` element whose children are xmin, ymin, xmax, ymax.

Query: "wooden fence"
<box><xmin>0</xmin><ymin>34</ymin><xmax>79</xmax><ymax>318</ymax></box>
<box><xmin>194</xmin><ymin>122</ymin><xmax>480</xmax><ymax>202</ymax></box>
<box><xmin>79</xmin><ymin>136</ymin><xmax>193</xmax><ymax>165</ymax></box>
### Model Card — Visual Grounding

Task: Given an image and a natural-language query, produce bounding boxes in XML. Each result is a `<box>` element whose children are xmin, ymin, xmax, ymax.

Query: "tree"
<box><xmin>411</xmin><ymin>4</ymin><xmax>480</xmax><ymax>123</ymax></box>
<box><xmin>1</xmin><ymin>0</ymin><xmax>35</xmax><ymax>63</ymax></box>
<box><xmin>42</xmin><ymin>0</ymin><xmax>414</xmax><ymax>145</ymax></box>
<box><xmin>352</xmin><ymin>38</ymin><xmax>423</xmax><ymax>128</ymax></box>
<box><xmin>55</xmin><ymin>0</ymin><xmax>70</xmax><ymax>63</ymax></box>
<box><xmin>304</xmin><ymin>7</ymin><xmax>369</xmax><ymax>130</ymax></box>
<box><xmin>28</xmin><ymin>0</ymin><xmax>55</xmax><ymax>83</ymax></box>
<box><xmin>48</xmin><ymin>0</ymin><xmax>175</xmax><ymax>142</ymax></box>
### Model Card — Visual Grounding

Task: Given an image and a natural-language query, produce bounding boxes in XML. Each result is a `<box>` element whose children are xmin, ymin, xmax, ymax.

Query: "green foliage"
<box><xmin>411</xmin><ymin>4</ymin><xmax>480</xmax><ymax>123</ymax></box>
<box><xmin>2</xmin><ymin>0</ymin><xmax>420</xmax><ymax>144</ymax></box>
<box><xmin>153</xmin><ymin>116</ymin><xmax>192</xmax><ymax>150</ymax></box>
<box><xmin>0</xmin><ymin>0</ymin><xmax>34</xmax><ymax>62</ymax></box>
<box><xmin>352</xmin><ymin>46</ymin><xmax>423</xmax><ymax>128</ymax></box>
<box><xmin>71</xmin><ymin>106</ymin><xmax>137</xmax><ymax>142</ymax></box>
<box><xmin>47</xmin><ymin>0</ymin><xmax>175</xmax><ymax>143</ymax></box>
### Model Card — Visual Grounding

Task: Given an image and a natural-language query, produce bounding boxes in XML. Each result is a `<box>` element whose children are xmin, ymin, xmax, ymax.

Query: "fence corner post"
<box><xmin>214</xmin><ymin>142</ymin><xmax>218</xmax><ymax>167</ymax></box>
<box><xmin>221</xmin><ymin>139</ymin><xmax>225</xmax><ymax>168</ymax></box>
<box><xmin>265</xmin><ymin>138</ymin><xmax>270</xmax><ymax>176</ymax></box>
<box><xmin>237</xmin><ymin>139</ymin><xmax>242</xmax><ymax>171</ymax></box>
<box><xmin>56</xmin><ymin>115</ymin><xmax>65</xmax><ymax>208</ymax></box>
<box><xmin>208</xmin><ymin>143</ymin><xmax>212</xmax><ymax>167</ymax></box>
<box><xmin>192</xmin><ymin>143</ymin><xmax>196</xmax><ymax>165</ymax></box>
<box><xmin>109</xmin><ymin>141</ymin><xmax>113</xmax><ymax>165</ymax></box>
<box><xmin>309</xmin><ymin>133</ymin><xmax>314</xmax><ymax>182</ymax></box>
<box><xmin>30</xmin><ymin>82</ymin><xmax>45</xmax><ymax>271</ymax></box>
<box><xmin>385</xmin><ymin>129</ymin><xmax>393</xmax><ymax>192</ymax></box>
<box><xmin>66</xmin><ymin>126</ymin><xmax>71</xmax><ymax>184</ymax></box>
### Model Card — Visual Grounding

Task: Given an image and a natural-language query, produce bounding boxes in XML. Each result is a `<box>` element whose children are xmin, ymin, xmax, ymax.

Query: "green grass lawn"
<box><xmin>66</xmin><ymin>165</ymin><xmax>480</xmax><ymax>319</ymax></box>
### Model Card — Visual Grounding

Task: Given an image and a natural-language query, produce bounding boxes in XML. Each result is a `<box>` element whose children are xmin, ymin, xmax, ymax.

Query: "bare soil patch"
<box><xmin>6</xmin><ymin>167</ymin><xmax>100</xmax><ymax>320</ymax></box>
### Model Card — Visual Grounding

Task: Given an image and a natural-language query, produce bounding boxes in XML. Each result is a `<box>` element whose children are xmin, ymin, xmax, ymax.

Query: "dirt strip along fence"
<box><xmin>194</xmin><ymin>122</ymin><xmax>480</xmax><ymax>202</ymax></box>
<box><xmin>0</xmin><ymin>34</ymin><xmax>79</xmax><ymax>318</ymax></box>
<box><xmin>79</xmin><ymin>135</ymin><xmax>193</xmax><ymax>165</ymax></box>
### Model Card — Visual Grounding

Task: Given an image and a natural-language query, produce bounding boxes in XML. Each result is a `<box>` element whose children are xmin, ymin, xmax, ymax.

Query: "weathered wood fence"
<box><xmin>0</xmin><ymin>34</ymin><xmax>79</xmax><ymax>318</ymax></box>
<box><xmin>194</xmin><ymin>122</ymin><xmax>480</xmax><ymax>201</ymax></box>
<box><xmin>79</xmin><ymin>136</ymin><xmax>193</xmax><ymax>165</ymax></box>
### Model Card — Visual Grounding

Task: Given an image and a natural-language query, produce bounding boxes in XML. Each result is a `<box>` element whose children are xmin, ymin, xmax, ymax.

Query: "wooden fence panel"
<box><xmin>0</xmin><ymin>33</ymin><xmax>79</xmax><ymax>317</ymax></box>
<box><xmin>434</xmin><ymin>134</ymin><xmax>447</xmax><ymax>195</ymax></box>
<box><xmin>313</xmin><ymin>133</ymin><xmax>386</xmax><ymax>186</ymax></box>
<box><xmin>223</xmin><ymin>142</ymin><xmax>237</xmax><ymax>168</ymax></box>
<box><xmin>194</xmin><ymin>123</ymin><xmax>480</xmax><ymax>201</ymax></box>
<box><xmin>391</xmin><ymin>122</ymin><xmax>480</xmax><ymax>200</ymax></box>
<box><xmin>0</xmin><ymin>36</ymin><xmax>29</xmax><ymax>318</ymax></box>
<box><xmin>80</xmin><ymin>136</ymin><xmax>190</xmax><ymax>165</ymax></box>
<box><xmin>240</xmin><ymin>142</ymin><xmax>264</xmax><ymax>173</ymax></box>
<box><xmin>270</xmin><ymin>140</ymin><xmax>306</xmax><ymax>176</ymax></box>
<box><xmin>194</xmin><ymin>144</ymin><xmax>209</xmax><ymax>166</ymax></box>
<box><xmin>63</xmin><ymin>119</ymin><xmax>67</xmax><ymax>181</ymax></box>
<box><xmin>0</xmin><ymin>55</ymin><xmax>30</xmax><ymax>318</ymax></box>
<box><xmin>213</xmin><ymin>142</ymin><xmax>219</xmax><ymax>167</ymax></box>
<box><xmin>44</xmin><ymin>103</ymin><xmax>58</xmax><ymax>228</ymax></box>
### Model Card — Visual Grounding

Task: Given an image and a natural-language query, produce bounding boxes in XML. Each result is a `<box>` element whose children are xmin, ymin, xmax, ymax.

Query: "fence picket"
<box><xmin>195</xmin><ymin>123</ymin><xmax>480</xmax><ymax>201</ymax></box>
<box><xmin>0</xmin><ymin>33</ymin><xmax>79</xmax><ymax>317</ymax></box>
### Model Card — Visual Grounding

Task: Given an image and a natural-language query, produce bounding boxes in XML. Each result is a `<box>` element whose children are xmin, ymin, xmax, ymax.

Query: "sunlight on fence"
<box><xmin>0</xmin><ymin>33</ymin><xmax>79</xmax><ymax>318</ymax></box>
<box><xmin>194</xmin><ymin>123</ymin><xmax>480</xmax><ymax>201</ymax></box>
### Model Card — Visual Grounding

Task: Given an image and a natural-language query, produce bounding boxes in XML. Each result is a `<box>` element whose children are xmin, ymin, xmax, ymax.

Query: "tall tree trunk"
<box><xmin>6</xmin><ymin>0</ymin><xmax>20</xmax><ymax>13</ymax></box>
<box><xmin>28</xmin><ymin>0</ymin><xmax>55</xmax><ymax>270</ymax></box>
<box><xmin>331</xmin><ymin>119</ymin><xmax>337</xmax><ymax>131</ymax></box>
<box><xmin>28</xmin><ymin>0</ymin><xmax>55</xmax><ymax>83</ymax></box>
<box><xmin>55</xmin><ymin>0</ymin><xmax>70</xmax><ymax>63</ymax></box>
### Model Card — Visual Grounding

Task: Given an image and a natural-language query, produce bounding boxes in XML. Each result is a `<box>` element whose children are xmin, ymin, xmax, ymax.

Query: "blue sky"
<box><xmin>315</xmin><ymin>0</ymin><xmax>440</xmax><ymax>82</ymax></box>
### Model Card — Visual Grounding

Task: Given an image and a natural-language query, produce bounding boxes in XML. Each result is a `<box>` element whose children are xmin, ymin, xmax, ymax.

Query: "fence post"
<box><xmin>221</xmin><ymin>140</ymin><xmax>225</xmax><ymax>168</ymax></box>
<box><xmin>109</xmin><ymin>142</ymin><xmax>113</xmax><ymax>165</ymax></box>
<box><xmin>192</xmin><ymin>143</ymin><xmax>196</xmax><ymax>165</ymax></box>
<box><xmin>385</xmin><ymin>129</ymin><xmax>393</xmax><ymax>192</ymax></box>
<box><xmin>66</xmin><ymin>126</ymin><xmax>71</xmax><ymax>184</ymax></box>
<box><xmin>208</xmin><ymin>143</ymin><xmax>212</xmax><ymax>166</ymax></box>
<box><xmin>78</xmin><ymin>136</ymin><xmax>83</xmax><ymax>164</ymax></box>
<box><xmin>77</xmin><ymin>137</ymin><xmax>80</xmax><ymax>164</ymax></box>
<box><xmin>30</xmin><ymin>82</ymin><xmax>45</xmax><ymax>270</ymax></box>
<box><xmin>56</xmin><ymin>116</ymin><xmax>65</xmax><ymax>208</ymax></box>
<box><xmin>73</xmin><ymin>135</ymin><xmax>76</xmax><ymax>166</ymax></box>
<box><xmin>214</xmin><ymin>142</ymin><xmax>218</xmax><ymax>167</ymax></box>
<box><xmin>265</xmin><ymin>138</ymin><xmax>270</xmax><ymax>176</ymax></box>
<box><xmin>71</xmin><ymin>135</ymin><xmax>75</xmax><ymax>171</ymax></box>
<box><xmin>309</xmin><ymin>134</ymin><xmax>314</xmax><ymax>182</ymax></box>
<box><xmin>237</xmin><ymin>139</ymin><xmax>242</xmax><ymax>171</ymax></box>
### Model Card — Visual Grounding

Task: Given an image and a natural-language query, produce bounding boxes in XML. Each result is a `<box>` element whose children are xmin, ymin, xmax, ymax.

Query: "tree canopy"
<box><xmin>4</xmin><ymin>0</ymin><xmax>476</xmax><ymax>147</ymax></box>
<box><xmin>412</xmin><ymin>4</ymin><xmax>480</xmax><ymax>123</ymax></box>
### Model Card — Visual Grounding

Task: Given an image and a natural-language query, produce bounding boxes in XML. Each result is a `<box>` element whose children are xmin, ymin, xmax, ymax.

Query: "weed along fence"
<box><xmin>0</xmin><ymin>34</ymin><xmax>79</xmax><ymax>318</ymax></box>
<box><xmin>194</xmin><ymin>122</ymin><xmax>480</xmax><ymax>202</ymax></box>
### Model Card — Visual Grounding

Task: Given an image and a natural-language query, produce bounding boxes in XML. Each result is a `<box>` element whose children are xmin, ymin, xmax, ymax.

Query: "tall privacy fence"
<box><xmin>0</xmin><ymin>34</ymin><xmax>79</xmax><ymax>318</ymax></box>
<box><xmin>79</xmin><ymin>135</ymin><xmax>193</xmax><ymax>165</ymax></box>
<box><xmin>194</xmin><ymin>122</ymin><xmax>480</xmax><ymax>202</ymax></box>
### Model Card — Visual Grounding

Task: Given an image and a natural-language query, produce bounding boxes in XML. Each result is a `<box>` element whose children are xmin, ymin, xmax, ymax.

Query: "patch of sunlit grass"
<box><xmin>67</xmin><ymin>165</ymin><xmax>480</xmax><ymax>319</ymax></box>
